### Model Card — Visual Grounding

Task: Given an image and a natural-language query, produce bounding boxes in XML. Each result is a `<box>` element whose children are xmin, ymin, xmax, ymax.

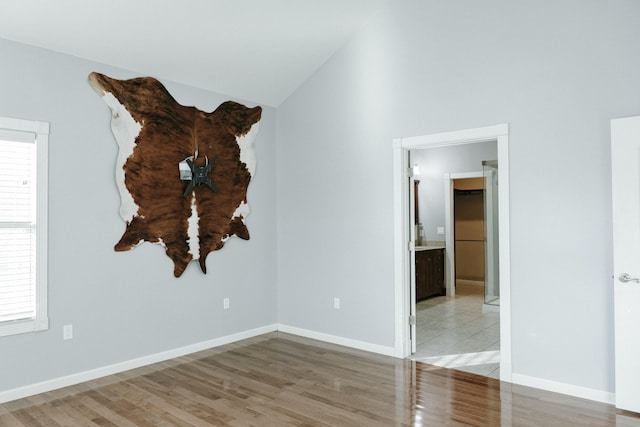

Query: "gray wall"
<box><xmin>277</xmin><ymin>0</ymin><xmax>640</xmax><ymax>394</ymax></box>
<box><xmin>412</xmin><ymin>141</ymin><xmax>497</xmax><ymax>242</ymax></box>
<box><xmin>0</xmin><ymin>38</ymin><xmax>277</xmax><ymax>392</ymax></box>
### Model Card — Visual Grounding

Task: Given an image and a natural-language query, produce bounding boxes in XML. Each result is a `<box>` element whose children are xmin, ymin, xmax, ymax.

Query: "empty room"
<box><xmin>1</xmin><ymin>1</ymin><xmax>640</xmax><ymax>425</ymax></box>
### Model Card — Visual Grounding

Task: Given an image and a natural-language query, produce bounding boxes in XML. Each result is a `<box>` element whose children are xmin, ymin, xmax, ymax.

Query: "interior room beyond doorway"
<box><xmin>410</xmin><ymin>141</ymin><xmax>499</xmax><ymax>378</ymax></box>
<box><xmin>412</xmin><ymin>282</ymin><xmax>500</xmax><ymax>378</ymax></box>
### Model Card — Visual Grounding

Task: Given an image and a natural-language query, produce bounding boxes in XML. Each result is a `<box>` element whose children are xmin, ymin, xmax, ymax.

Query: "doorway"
<box><xmin>392</xmin><ymin>124</ymin><xmax>512</xmax><ymax>382</ymax></box>
<box><xmin>411</xmin><ymin>153</ymin><xmax>499</xmax><ymax>378</ymax></box>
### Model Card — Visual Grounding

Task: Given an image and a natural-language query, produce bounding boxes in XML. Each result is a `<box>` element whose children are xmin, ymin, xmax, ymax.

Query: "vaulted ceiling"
<box><xmin>0</xmin><ymin>0</ymin><xmax>388</xmax><ymax>106</ymax></box>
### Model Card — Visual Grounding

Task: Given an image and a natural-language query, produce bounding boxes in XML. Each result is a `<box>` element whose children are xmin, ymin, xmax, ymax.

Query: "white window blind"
<box><xmin>0</xmin><ymin>117</ymin><xmax>48</xmax><ymax>337</ymax></box>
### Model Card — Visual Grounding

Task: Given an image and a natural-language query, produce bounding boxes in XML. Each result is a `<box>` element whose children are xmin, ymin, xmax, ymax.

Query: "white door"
<box><xmin>611</xmin><ymin>116</ymin><xmax>640</xmax><ymax>413</ymax></box>
<box><xmin>408</xmin><ymin>154</ymin><xmax>417</xmax><ymax>354</ymax></box>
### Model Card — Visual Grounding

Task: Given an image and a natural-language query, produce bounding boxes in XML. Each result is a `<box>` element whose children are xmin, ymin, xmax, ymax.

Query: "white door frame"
<box><xmin>444</xmin><ymin>171</ymin><xmax>484</xmax><ymax>298</ymax></box>
<box><xmin>392</xmin><ymin>123</ymin><xmax>512</xmax><ymax>382</ymax></box>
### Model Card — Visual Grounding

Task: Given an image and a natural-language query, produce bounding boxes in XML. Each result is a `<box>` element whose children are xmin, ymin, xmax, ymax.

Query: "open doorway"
<box><xmin>410</xmin><ymin>146</ymin><xmax>499</xmax><ymax>378</ymax></box>
<box><xmin>392</xmin><ymin>124</ymin><xmax>511</xmax><ymax>382</ymax></box>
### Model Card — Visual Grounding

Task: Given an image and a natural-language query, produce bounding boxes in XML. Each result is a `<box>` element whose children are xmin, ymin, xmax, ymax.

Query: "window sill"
<box><xmin>0</xmin><ymin>317</ymin><xmax>49</xmax><ymax>337</ymax></box>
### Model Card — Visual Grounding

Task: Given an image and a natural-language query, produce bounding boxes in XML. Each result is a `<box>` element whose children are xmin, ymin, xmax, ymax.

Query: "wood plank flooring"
<box><xmin>1</xmin><ymin>332</ymin><xmax>639</xmax><ymax>426</ymax></box>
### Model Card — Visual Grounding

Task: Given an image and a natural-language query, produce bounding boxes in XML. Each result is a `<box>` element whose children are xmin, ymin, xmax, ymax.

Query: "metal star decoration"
<box><xmin>183</xmin><ymin>156</ymin><xmax>218</xmax><ymax>196</ymax></box>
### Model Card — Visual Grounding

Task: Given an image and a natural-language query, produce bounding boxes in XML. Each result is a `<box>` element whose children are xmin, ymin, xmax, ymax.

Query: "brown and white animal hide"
<box><xmin>88</xmin><ymin>72</ymin><xmax>262</xmax><ymax>277</ymax></box>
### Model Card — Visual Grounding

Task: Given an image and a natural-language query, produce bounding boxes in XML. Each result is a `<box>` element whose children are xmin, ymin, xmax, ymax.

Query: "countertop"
<box><xmin>415</xmin><ymin>245</ymin><xmax>445</xmax><ymax>251</ymax></box>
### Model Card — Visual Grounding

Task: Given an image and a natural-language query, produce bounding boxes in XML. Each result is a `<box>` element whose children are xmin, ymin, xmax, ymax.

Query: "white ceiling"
<box><xmin>0</xmin><ymin>0</ymin><xmax>388</xmax><ymax>106</ymax></box>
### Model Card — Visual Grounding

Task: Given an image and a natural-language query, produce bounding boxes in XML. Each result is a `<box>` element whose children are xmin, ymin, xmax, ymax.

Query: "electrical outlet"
<box><xmin>437</xmin><ymin>226</ymin><xmax>445</xmax><ymax>235</ymax></box>
<box><xmin>63</xmin><ymin>324</ymin><xmax>73</xmax><ymax>340</ymax></box>
<box><xmin>223</xmin><ymin>298</ymin><xmax>230</xmax><ymax>310</ymax></box>
<box><xmin>333</xmin><ymin>297</ymin><xmax>340</xmax><ymax>309</ymax></box>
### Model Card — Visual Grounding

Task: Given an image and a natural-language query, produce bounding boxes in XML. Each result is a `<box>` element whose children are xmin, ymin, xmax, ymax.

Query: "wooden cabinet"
<box><xmin>415</xmin><ymin>248</ymin><xmax>445</xmax><ymax>300</ymax></box>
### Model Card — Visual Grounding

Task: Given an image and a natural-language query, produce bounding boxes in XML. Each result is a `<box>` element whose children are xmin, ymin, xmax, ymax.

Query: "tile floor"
<box><xmin>410</xmin><ymin>282</ymin><xmax>501</xmax><ymax>379</ymax></box>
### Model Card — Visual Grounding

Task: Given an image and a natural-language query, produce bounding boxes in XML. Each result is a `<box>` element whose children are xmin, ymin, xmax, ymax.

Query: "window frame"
<box><xmin>0</xmin><ymin>116</ymin><xmax>49</xmax><ymax>337</ymax></box>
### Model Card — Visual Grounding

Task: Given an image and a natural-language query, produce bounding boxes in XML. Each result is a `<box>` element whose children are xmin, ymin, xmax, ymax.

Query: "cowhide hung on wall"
<box><xmin>88</xmin><ymin>72</ymin><xmax>262</xmax><ymax>277</ymax></box>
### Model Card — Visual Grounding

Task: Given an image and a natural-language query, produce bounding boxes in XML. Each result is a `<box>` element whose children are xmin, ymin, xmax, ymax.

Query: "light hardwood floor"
<box><xmin>1</xmin><ymin>332</ymin><xmax>638</xmax><ymax>426</ymax></box>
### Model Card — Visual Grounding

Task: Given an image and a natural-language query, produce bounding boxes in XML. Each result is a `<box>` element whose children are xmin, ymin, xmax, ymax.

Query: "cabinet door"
<box><xmin>434</xmin><ymin>249</ymin><xmax>445</xmax><ymax>295</ymax></box>
<box><xmin>416</xmin><ymin>249</ymin><xmax>446</xmax><ymax>300</ymax></box>
<box><xmin>415</xmin><ymin>251</ymin><xmax>428</xmax><ymax>300</ymax></box>
<box><xmin>424</xmin><ymin>252</ymin><xmax>435</xmax><ymax>297</ymax></box>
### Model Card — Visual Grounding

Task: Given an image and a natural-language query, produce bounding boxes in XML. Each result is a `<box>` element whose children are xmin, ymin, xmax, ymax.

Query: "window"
<box><xmin>0</xmin><ymin>117</ymin><xmax>48</xmax><ymax>337</ymax></box>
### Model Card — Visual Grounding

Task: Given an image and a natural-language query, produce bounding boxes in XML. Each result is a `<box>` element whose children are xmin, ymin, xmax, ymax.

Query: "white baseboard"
<box><xmin>511</xmin><ymin>373</ymin><xmax>615</xmax><ymax>405</ymax></box>
<box><xmin>277</xmin><ymin>324</ymin><xmax>395</xmax><ymax>357</ymax></box>
<box><xmin>0</xmin><ymin>324</ymin><xmax>277</xmax><ymax>405</ymax></box>
<box><xmin>2</xmin><ymin>324</ymin><xmax>615</xmax><ymax>408</ymax></box>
